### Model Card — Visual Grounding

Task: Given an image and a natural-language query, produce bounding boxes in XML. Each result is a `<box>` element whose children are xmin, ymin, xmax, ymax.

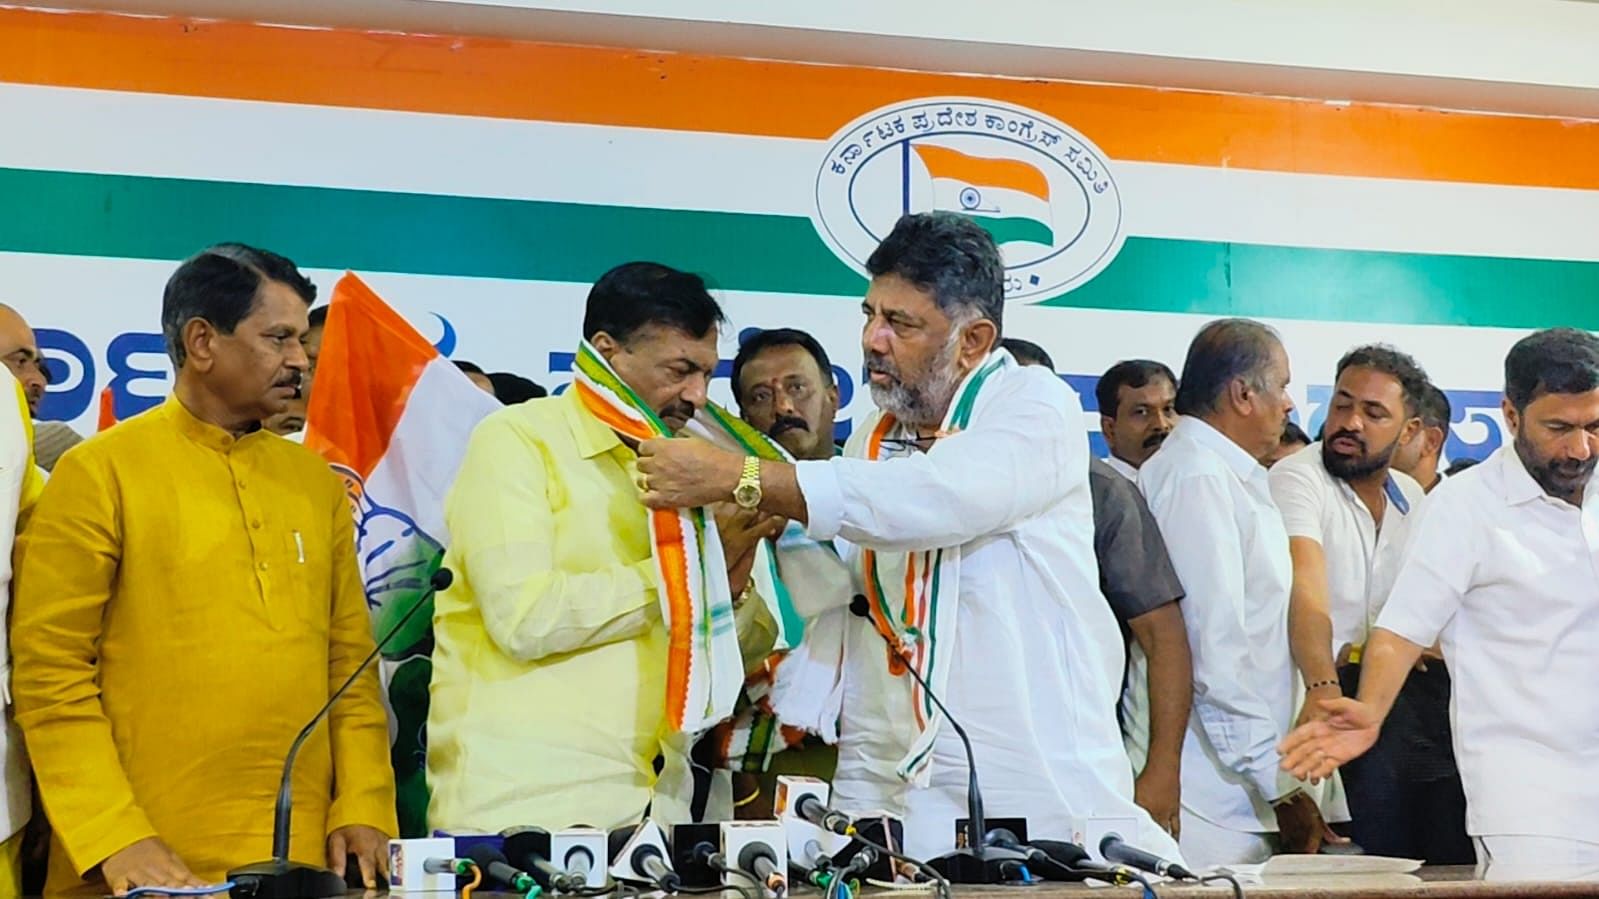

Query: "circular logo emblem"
<box><xmin>812</xmin><ymin>97</ymin><xmax>1124</xmax><ymax>303</ymax></box>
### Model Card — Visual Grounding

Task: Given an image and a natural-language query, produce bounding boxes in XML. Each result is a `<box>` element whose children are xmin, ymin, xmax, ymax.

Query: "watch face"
<box><xmin>734</xmin><ymin>484</ymin><xmax>761</xmax><ymax>508</ymax></box>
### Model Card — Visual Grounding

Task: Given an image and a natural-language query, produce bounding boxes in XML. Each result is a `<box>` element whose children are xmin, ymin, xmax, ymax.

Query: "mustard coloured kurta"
<box><xmin>12</xmin><ymin>396</ymin><xmax>395</xmax><ymax>897</ymax></box>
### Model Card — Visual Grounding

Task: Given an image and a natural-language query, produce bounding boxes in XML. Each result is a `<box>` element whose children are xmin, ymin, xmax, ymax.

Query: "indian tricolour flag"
<box><xmin>305</xmin><ymin>272</ymin><xmax>501</xmax><ymax>837</ymax></box>
<box><xmin>914</xmin><ymin>144</ymin><xmax>1054</xmax><ymax>247</ymax></box>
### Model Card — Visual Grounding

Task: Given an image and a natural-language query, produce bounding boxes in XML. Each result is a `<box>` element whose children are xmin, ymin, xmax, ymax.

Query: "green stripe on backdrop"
<box><xmin>5</xmin><ymin>167</ymin><xmax>1599</xmax><ymax>329</ymax></box>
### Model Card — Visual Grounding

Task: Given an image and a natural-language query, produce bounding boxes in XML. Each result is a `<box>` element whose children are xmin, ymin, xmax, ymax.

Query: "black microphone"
<box><xmin>609</xmin><ymin>824</ymin><xmax>682</xmax><ymax>892</ymax></box>
<box><xmin>229</xmin><ymin>567</ymin><xmax>454</xmax><ymax>898</ymax></box>
<box><xmin>1028</xmin><ymin>839</ymin><xmax>1145</xmax><ymax>885</ymax></box>
<box><xmin>1100</xmin><ymin>832</ymin><xmax>1195</xmax><ymax>880</ymax></box>
<box><xmin>833</xmin><ymin>844</ymin><xmax>878</xmax><ymax>883</ymax></box>
<box><xmin>795</xmin><ymin>793</ymin><xmax>853</xmax><ymax>836</ymax></box>
<box><xmin>467</xmin><ymin>845</ymin><xmax>538</xmax><ymax>893</ymax></box>
<box><xmin>848</xmin><ymin>595</ymin><xmax>988</xmax><ymax>864</ymax></box>
<box><xmin>737</xmin><ymin>842</ymin><xmax>787</xmax><ymax>897</ymax></box>
<box><xmin>503</xmin><ymin>827</ymin><xmax>586</xmax><ymax>892</ymax></box>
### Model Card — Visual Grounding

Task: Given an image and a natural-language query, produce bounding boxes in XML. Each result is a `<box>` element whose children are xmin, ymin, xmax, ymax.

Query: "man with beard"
<box><xmin>1097</xmin><ymin>360</ymin><xmax>1179</xmax><ymax>480</ymax></box>
<box><xmin>637</xmin><ymin>212</ymin><xmax>1181</xmax><ymax>861</ymax></box>
<box><xmin>1283</xmin><ymin>328</ymin><xmax>1599</xmax><ymax>880</ymax></box>
<box><xmin>427</xmin><ymin>262</ymin><xmax>779</xmax><ymax>834</ymax></box>
<box><xmin>1269</xmin><ymin>346</ymin><xmax>1470</xmax><ymax>863</ymax></box>
<box><xmin>1390</xmin><ymin>384</ymin><xmax>1451</xmax><ymax>493</ymax></box>
<box><xmin>1003</xmin><ymin>337</ymin><xmax>1192</xmax><ymax>837</ymax></box>
<box><xmin>1138</xmin><ymin>318</ymin><xmax>1332</xmax><ymax>867</ymax></box>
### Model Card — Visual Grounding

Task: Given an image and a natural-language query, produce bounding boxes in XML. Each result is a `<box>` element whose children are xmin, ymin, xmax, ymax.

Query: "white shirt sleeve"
<box><xmin>1269</xmin><ymin>459</ymin><xmax>1326</xmax><ymax>543</ymax></box>
<box><xmin>1148</xmin><ymin>470</ymin><xmax>1300</xmax><ymax>802</ymax></box>
<box><xmin>1373</xmin><ymin>486</ymin><xmax>1474</xmax><ymax>648</ymax></box>
<box><xmin>795</xmin><ymin>371</ymin><xmax>1082</xmax><ymax>551</ymax></box>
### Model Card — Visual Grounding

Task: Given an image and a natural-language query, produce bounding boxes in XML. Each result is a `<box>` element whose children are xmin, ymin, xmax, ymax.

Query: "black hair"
<box><xmin>1173</xmin><ymin>318</ymin><xmax>1281</xmax><ymax>417</ymax></box>
<box><xmin>1504</xmin><ymin>327</ymin><xmax>1599</xmax><ymax>412</ymax></box>
<box><xmin>731</xmin><ymin>328</ymin><xmax>834</xmax><ymax>405</ymax></box>
<box><xmin>581</xmin><ymin>262</ymin><xmax>725</xmax><ymax>344</ymax></box>
<box><xmin>865</xmin><ymin>212</ymin><xmax>1005</xmax><ymax>334</ymax></box>
<box><xmin>161</xmin><ymin>242</ymin><xmax>316</xmax><ymax>366</ymax></box>
<box><xmin>1096</xmin><ymin>359</ymin><xmax>1177</xmax><ymax>417</ymax></box>
<box><xmin>489</xmin><ymin>372</ymin><xmax>548</xmax><ymax>405</ymax></box>
<box><xmin>1334</xmin><ymin>344</ymin><xmax>1432</xmax><ymax>417</ymax></box>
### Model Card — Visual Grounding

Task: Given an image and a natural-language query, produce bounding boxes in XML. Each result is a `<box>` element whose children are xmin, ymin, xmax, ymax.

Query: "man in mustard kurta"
<box><xmin>12</xmin><ymin>245</ymin><xmax>396</xmax><ymax>898</ymax></box>
<box><xmin>0</xmin><ymin>368</ymin><xmax>45</xmax><ymax>897</ymax></box>
<box><xmin>428</xmin><ymin>262</ymin><xmax>780</xmax><ymax>833</ymax></box>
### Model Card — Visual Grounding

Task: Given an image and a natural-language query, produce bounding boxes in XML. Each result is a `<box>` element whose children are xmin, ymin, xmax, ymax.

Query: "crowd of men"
<box><xmin>0</xmin><ymin>212</ymin><xmax>1595</xmax><ymax>896</ymax></box>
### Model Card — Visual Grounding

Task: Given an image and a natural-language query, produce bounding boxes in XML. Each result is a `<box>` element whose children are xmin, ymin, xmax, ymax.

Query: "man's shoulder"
<box><xmin>1268</xmin><ymin>442</ymin><xmax>1332</xmax><ymax>492</ymax></box>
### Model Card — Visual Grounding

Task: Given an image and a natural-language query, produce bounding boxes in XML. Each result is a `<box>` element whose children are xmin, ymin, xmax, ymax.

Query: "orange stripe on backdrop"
<box><xmin>305</xmin><ymin>272</ymin><xmax>438</xmax><ymax>479</ymax></box>
<box><xmin>5</xmin><ymin>10</ymin><xmax>1599</xmax><ymax>189</ymax></box>
<box><xmin>915</xmin><ymin>145</ymin><xmax>1051</xmax><ymax>200</ymax></box>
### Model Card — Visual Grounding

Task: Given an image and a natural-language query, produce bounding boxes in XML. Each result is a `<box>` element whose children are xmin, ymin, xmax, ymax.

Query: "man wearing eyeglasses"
<box><xmin>0</xmin><ymin>305</ymin><xmax>82</xmax><ymax>472</ymax></box>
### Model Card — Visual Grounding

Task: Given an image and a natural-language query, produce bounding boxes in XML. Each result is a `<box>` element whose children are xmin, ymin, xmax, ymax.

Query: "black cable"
<box><xmin>679</xmin><ymin>875</ymin><xmax>759</xmax><ymax>899</ymax></box>
<box><xmin>844</xmin><ymin>829</ymin><xmax>951</xmax><ymax>899</ymax></box>
<box><xmin>1201</xmin><ymin>873</ymin><xmax>1244</xmax><ymax>899</ymax></box>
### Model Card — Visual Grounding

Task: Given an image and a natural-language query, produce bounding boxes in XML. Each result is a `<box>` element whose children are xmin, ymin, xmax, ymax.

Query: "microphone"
<box><xmin>608</xmin><ymin>822</ymin><xmax>681</xmax><ymax>892</ymax></box>
<box><xmin>1100</xmin><ymin>832</ymin><xmax>1195</xmax><ymax>881</ymax></box>
<box><xmin>794</xmin><ymin>794</ymin><xmax>852</xmax><ymax>836</ymax></box>
<box><xmin>229</xmin><ymin>568</ymin><xmax>455</xmax><ymax>898</ymax></box>
<box><xmin>422</xmin><ymin>857</ymin><xmax>470</xmax><ymax>876</ymax></box>
<box><xmin>849</xmin><ymin>595</ymin><xmax>1009</xmax><ymax>882</ymax></box>
<box><xmin>502</xmin><ymin>827</ymin><xmax>586</xmax><ymax>892</ymax></box>
<box><xmin>467</xmin><ymin>846</ymin><xmax>538</xmax><ymax>893</ymax></box>
<box><xmin>737</xmin><ymin>842</ymin><xmax>787</xmax><ymax>898</ymax></box>
<box><xmin>832</xmin><ymin>844</ymin><xmax>878</xmax><ymax>883</ymax></box>
<box><xmin>1027</xmin><ymin>839</ymin><xmax>1145</xmax><ymax>885</ymax></box>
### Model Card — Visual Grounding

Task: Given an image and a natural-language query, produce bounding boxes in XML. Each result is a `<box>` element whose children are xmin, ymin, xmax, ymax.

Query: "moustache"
<box><xmin>658</xmin><ymin>401</ymin><xmax>695</xmax><ymax>423</ymax></box>
<box><xmin>770</xmin><ymin>416</ymin><xmax>809</xmax><ymax>436</ymax></box>
<box><xmin>865</xmin><ymin>354</ymin><xmax>899</xmax><ymax>380</ymax></box>
<box><xmin>1142</xmin><ymin>430</ymin><xmax>1169</xmax><ymax>450</ymax></box>
<box><xmin>275</xmin><ymin>371</ymin><xmax>304</xmax><ymax>397</ymax></box>
<box><xmin>1328</xmin><ymin>429</ymin><xmax>1367</xmax><ymax>452</ymax></box>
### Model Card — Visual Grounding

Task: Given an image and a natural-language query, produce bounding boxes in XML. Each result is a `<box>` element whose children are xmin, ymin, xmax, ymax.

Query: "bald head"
<box><xmin>0</xmin><ymin>305</ymin><xmax>45</xmax><ymax>415</ymax></box>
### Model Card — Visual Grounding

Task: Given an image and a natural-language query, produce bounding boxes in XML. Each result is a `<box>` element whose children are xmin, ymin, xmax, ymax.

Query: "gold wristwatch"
<box><xmin>733</xmin><ymin>456</ymin><xmax>762</xmax><ymax>509</ymax></box>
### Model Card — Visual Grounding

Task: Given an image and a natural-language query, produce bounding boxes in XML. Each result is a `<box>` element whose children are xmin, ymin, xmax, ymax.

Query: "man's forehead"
<box><xmin>746</xmin><ymin>344</ymin><xmax>826</xmax><ymax>381</ymax></box>
<box><xmin>1118</xmin><ymin>377</ymin><xmax>1174</xmax><ymax>402</ymax></box>
<box><xmin>629</xmin><ymin>323</ymin><xmax>718</xmax><ymax>361</ymax></box>
<box><xmin>865</xmin><ymin>275</ymin><xmax>939</xmax><ymax>316</ymax></box>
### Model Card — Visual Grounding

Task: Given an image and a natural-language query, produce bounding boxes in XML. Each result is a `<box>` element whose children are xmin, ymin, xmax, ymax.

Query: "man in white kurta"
<box><xmin>1282</xmin><ymin>327</ymin><xmax>1599</xmax><ymax>881</ymax></box>
<box><xmin>801</xmin><ymin>357</ymin><xmax>1176</xmax><ymax>859</ymax></box>
<box><xmin>637</xmin><ymin>211</ymin><xmax>1179</xmax><ymax>863</ymax></box>
<box><xmin>1138</xmin><ymin>318</ymin><xmax>1328</xmax><ymax>867</ymax></box>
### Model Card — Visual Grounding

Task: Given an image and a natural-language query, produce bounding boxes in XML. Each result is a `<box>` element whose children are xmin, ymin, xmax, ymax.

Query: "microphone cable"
<box><xmin>837</xmin><ymin>827</ymin><xmax>951</xmax><ymax>899</ymax></box>
<box><xmin>1200</xmin><ymin>872</ymin><xmax>1245</xmax><ymax>899</ymax></box>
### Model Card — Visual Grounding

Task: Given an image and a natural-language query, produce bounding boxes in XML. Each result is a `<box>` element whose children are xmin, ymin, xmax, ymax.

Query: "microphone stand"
<box><xmin>228</xmin><ymin>567</ymin><xmax>454</xmax><ymax>898</ymax></box>
<box><xmin>848</xmin><ymin>597</ymin><xmax>1028</xmax><ymax>884</ymax></box>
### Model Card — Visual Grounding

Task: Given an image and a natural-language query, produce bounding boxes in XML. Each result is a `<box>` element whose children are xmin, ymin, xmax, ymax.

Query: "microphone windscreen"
<box><xmin>849</xmin><ymin>595</ymin><xmax>869</xmax><ymax>618</ymax></box>
<box><xmin>607</xmin><ymin>825</ymin><xmax>639</xmax><ymax>862</ymax></box>
<box><xmin>467</xmin><ymin>844</ymin><xmax>508</xmax><ymax>869</ymax></box>
<box><xmin>431</xmin><ymin>567</ymin><xmax>455</xmax><ymax>591</ymax></box>
<box><xmin>1031</xmin><ymin>839</ymin><xmax>1090</xmax><ymax>867</ymax></box>
<box><xmin>501</xmin><ymin>829</ymin><xmax>544</xmax><ymax>867</ymax></box>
